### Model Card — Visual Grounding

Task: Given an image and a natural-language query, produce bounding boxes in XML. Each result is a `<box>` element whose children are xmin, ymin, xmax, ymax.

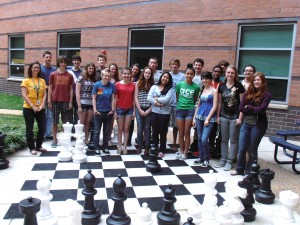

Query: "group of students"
<box><xmin>20</xmin><ymin>52</ymin><xmax>271</xmax><ymax>176</ymax></box>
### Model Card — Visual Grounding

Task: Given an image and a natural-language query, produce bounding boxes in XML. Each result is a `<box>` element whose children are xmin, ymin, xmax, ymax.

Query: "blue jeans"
<box><xmin>220</xmin><ymin>117</ymin><xmax>241</xmax><ymax>163</ymax></box>
<box><xmin>135</xmin><ymin>109</ymin><xmax>151</xmax><ymax>147</ymax></box>
<box><xmin>196</xmin><ymin>119</ymin><xmax>214</xmax><ymax>161</ymax></box>
<box><xmin>236</xmin><ymin>123</ymin><xmax>266</xmax><ymax>173</ymax></box>
<box><xmin>93</xmin><ymin>112</ymin><xmax>113</xmax><ymax>149</ymax></box>
<box><xmin>45</xmin><ymin>105</ymin><xmax>52</xmax><ymax>137</ymax></box>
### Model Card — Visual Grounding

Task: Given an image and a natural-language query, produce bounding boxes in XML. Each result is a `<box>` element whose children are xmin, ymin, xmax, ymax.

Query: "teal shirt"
<box><xmin>175</xmin><ymin>81</ymin><xmax>200</xmax><ymax>110</ymax></box>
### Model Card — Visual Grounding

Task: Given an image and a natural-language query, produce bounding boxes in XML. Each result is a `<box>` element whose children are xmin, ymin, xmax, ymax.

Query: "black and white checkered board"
<box><xmin>3</xmin><ymin>144</ymin><xmax>226</xmax><ymax>220</ymax></box>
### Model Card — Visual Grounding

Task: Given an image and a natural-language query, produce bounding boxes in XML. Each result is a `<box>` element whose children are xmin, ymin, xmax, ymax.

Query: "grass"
<box><xmin>0</xmin><ymin>93</ymin><xmax>23</xmax><ymax>110</ymax></box>
<box><xmin>0</xmin><ymin>114</ymin><xmax>27</xmax><ymax>154</ymax></box>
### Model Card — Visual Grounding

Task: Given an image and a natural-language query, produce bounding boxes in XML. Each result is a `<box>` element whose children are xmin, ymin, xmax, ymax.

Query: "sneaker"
<box><xmin>193</xmin><ymin>159</ymin><xmax>202</xmax><ymax>165</ymax></box>
<box><xmin>201</xmin><ymin>160</ymin><xmax>209</xmax><ymax>168</ymax></box>
<box><xmin>95</xmin><ymin>149</ymin><xmax>101</xmax><ymax>157</ymax></box>
<box><xmin>158</xmin><ymin>152</ymin><xmax>165</xmax><ymax>158</ymax></box>
<box><xmin>175</xmin><ymin>152</ymin><xmax>182</xmax><ymax>159</ymax></box>
<box><xmin>102</xmin><ymin>149</ymin><xmax>110</xmax><ymax>156</ymax></box>
<box><xmin>179</xmin><ymin>155</ymin><xmax>187</xmax><ymax>160</ymax></box>
<box><xmin>51</xmin><ymin>141</ymin><xmax>58</xmax><ymax>148</ymax></box>
<box><xmin>224</xmin><ymin>162</ymin><xmax>232</xmax><ymax>171</ymax></box>
<box><xmin>214</xmin><ymin>160</ymin><xmax>226</xmax><ymax>168</ymax></box>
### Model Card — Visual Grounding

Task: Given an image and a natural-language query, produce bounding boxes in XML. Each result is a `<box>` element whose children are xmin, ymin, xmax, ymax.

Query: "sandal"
<box><xmin>117</xmin><ymin>146</ymin><xmax>122</xmax><ymax>155</ymax></box>
<box><xmin>36</xmin><ymin>148</ymin><xmax>47</xmax><ymax>152</ymax></box>
<box><xmin>123</xmin><ymin>149</ymin><xmax>128</xmax><ymax>155</ymax></box>
<box><xmin>172</xmin><ymin>145</ymin><xmax>178</xmax><ymax>152</ymax></box>
<box><xmin>30</xmin><ymin>150</ymin><xmax>37</xmax><ymax>155</ymax></box>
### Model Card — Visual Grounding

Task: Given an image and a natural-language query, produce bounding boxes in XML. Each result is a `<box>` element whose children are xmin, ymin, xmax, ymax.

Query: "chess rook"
<box><xmin>81</xmin><ymin>170</ymin><xmax>101</xmax><ymax>225</ymax></box>
<box><xmin>106</xmin><ymin>175</ymin><xmax>131</xmax><ymax>225</ymax></box>
<box><xmin>255</xmin><ymin>168</ymin><xmax>275</xmax><ymax>204</ymax></box>
<box><xmin>19</xmin><ymin>196</ymin><xmax>41</xmax><ymax>225</ymax></box>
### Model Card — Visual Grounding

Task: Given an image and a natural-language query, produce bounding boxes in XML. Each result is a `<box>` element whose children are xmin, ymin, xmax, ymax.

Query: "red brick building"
<box><xmin>0</xmin><ymin>0</ymin><xmax>299</xmax><ymax>135</ymax></box>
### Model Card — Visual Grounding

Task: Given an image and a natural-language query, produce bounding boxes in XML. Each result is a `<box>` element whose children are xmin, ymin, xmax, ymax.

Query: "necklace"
<box><xmin>32</xmin><ymin>78</ymin><xmax>40</xmax><ymax>105</ymax></box>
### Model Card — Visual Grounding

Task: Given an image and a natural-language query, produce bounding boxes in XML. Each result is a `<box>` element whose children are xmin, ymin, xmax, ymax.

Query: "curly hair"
<box><xmin>245</xmin><ymin>72</ymin><xmax>268</xmax><ymax>105</ymax></box>
<box><xmin>137</xmin><ymin>66</ymin><xmax>154</xmax><ymax>91</ymax></box>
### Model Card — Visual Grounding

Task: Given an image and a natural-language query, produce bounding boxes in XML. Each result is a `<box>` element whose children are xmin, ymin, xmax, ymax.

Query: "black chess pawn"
<box><xmin>146</xmin><ymin>146</ymin><xmax>161</xmax><ymax>173</ymax></box>
<box><xmin>183</xmin><ymin>217</ymin><xmax>195</xmax><ymax>225</ymax></box>
<box><xmin>245</xmin><ymin>160</ymin><xmax>261</xmax><ymax>192</ymax></box>
<box><xmin>238</xmin><ymin>177</ymin><xmax>256</xmax><ymax>222</ymax></box>
<box><xmin>19</xmin><ymin>196</ymin><xmax>41</xmax><ymax>225</ymax></box>
<box><xmin>255</xmin><ymin>168</ymin><xmax>275</xmax><ymax>204</ymax></box>
<box><xmin>81</xmin><ymin>170</ymin><xmax>101</xmax><ymax>225</ymax></box>
<box><xmin>157</xmin><ymin>184</ymin><xmax>181</xmax><ymax>225</ymax></box>
<box><xmin>106</xmin><ymin>175</ymin><xmax>131</xmax><ymax>225</ymax></box>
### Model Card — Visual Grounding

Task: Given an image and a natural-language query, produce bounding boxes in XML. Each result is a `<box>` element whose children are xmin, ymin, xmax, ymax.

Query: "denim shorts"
<box><xmin>116</xmin><ymin>108</ymin><xmax>134</xmax><ymax>117</ymax></box>
<box><xmin>176</xmin><ymin>109</ymin><xmax>195</xmax><ymax>120</ymax></box>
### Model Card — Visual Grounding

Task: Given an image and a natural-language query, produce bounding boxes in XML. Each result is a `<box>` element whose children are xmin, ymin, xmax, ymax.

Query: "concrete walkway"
<box><xmin>0</xmin><ymin>109</ymin><xmax>22</xmax><ymax>115</ymax></box>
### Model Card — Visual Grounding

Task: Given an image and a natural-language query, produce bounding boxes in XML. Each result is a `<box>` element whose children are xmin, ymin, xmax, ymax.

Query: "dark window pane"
<box><xmin>10</xmin><ymin>36</ymin><xmax>24</xmax><ymax>48</ymax></box>
<box><xmin>10</xmin><ymin>65</ymin><xmax>24</xmax><ymax>77</ymax></box>
<box><xmin>58</xmin><ymin>50</ymin><xmax>80</xmax><ymax>67</ymax></box>
<box><xmin>267</xmin><ymin>79</ymin><xmax>288</xmax><ymax>102</ymax></box>
<box><xmin>59</xmin><ymin>33</ymin><xmax>81</xmax><ymax>48</ymax></box>
<box><xmin>238</xmin><ymin>50</ymin><xmax>290</xmax><ymax>77</ymax></box>
<box><xmin>131</xmin><ymin>29</ymin><xmax>164</xmax><ymax>47</ymax></box>
<box><xmin>129</xmin><ymin>49</ymin><xmax>163</xmax><ymax>70</ymax></box>
<box><xmin>10</xmin><ymin>50</ymin><xmax>24</xmax><ymax>64</ymax></box>
<box><xmin>240</xmin><ymin>25</ymin><xmax>293</xmax><ymax>48</ymax></box>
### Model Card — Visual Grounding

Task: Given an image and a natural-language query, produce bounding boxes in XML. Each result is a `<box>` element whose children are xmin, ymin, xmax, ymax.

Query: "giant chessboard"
<box><xmin>3</xmin><ymin>144</ymin><xmax>227</xmax><ymax>220</ymax></box>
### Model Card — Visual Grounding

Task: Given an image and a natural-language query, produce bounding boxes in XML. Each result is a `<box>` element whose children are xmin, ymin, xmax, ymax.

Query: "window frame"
<box><xmin>128</xmin><ymin>27</ymin><xmax>165</xmax><ymax>71</ymax></box>
<box><xmin>57</xmin><ymin>32</ymin><xmax>81</xmax><ymax>67</ymax></box>
<box><xmin>236</xmin><ymin>23</ymin><xmax>296</xmax><ymax>104</ymax></box>
<box><xmin>9</xmin><ymin>35</ymin><xmax>25</xmax><ymax>78</ymax></box>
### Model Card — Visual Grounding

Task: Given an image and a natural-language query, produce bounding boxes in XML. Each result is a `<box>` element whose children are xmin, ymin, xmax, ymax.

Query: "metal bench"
<box><xmin>276</xmin><ymin>130</ymin><xmax>300</xmax><ymax>162</ymax></box>
<box><xmin>269</xmin><ymin>136</ymin><xmax>300</xmax><ymax>174</ymax></box>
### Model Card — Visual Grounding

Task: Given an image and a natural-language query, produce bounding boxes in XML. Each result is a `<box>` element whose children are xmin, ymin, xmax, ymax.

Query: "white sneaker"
<box><xmin>179</xmin><ymin>155</ymin><xmax>187</xmax><ymax>160</ymax></box>
<box><xmin>175</xmin><ymin>152</ymin><xmax>182</xmax><ymax>159</ymax></box>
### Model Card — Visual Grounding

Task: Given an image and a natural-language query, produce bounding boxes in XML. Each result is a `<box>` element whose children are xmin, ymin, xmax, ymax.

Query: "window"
<box><xmin>58</xmin><ymin>32</ymin><xmax>81</xmax><ymax>67</ymax></box>
<box><xmin>237</xmin><ymin>24</ymin><xmax>295</xmax><ymax>102</ymax></box>
<box><xmin>128</xmin><ymin>28</ymin><xmax>164</xmax><ymax>70</ymax></box>
<box><xmin>9</xmin><ymin>35</ymin><xmax>25</xmax><ymax>77</ymax></box>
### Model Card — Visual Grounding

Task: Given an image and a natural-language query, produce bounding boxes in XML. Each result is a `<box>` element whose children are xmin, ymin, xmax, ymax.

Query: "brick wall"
<box><xmin>0</xmin><ymin>78</ymin><xmax>22</xmax><ymax>96</ymax></box>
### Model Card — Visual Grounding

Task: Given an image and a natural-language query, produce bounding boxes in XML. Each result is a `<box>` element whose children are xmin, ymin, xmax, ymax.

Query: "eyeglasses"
<box><xmin>32</xmin><ymin>67</ymin><xmax>40</xmax><ymax>69</ymax></box>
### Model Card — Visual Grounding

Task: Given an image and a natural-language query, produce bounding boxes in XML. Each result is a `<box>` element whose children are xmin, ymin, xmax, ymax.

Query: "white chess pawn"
<box><xmin>225</xmin><ymin>181</ymin><xmax>247</xmax><ymax>225</ymax></box>
<box><xmin>58</xmin><ymin>133</ymin><xmax>73</xmax><ymax>162</ymax></box>
<box><xmin>137</xmin><ymin>202</ymin><xmax>153</xmax><ymax>225</ymax></box>
<box><xmin>273</xmin><ymin>190</ymin><xmax>299</xmax><ymax>225</ymax></box>
<box><xmin>216</xmin><ymin>201</ymin><xmax>233</xmax><ymax>225</ymax></box>
<box><xmin>111</xmin><ymin>125</ymin><xmax>118</xmax><ymax>144</ymax></box>
<box><xmin>72</xmin><ymin>138</ymin><xmax>87</xmax><ymax>163</ymax></box>
<box><xmin>65</xmin><ymin>199</ymin><xmax>83</xmax><ymax>225</ymax></box>
<box><xmin>36</xmin><ymin>175</ymin><xmax>58</xmax><ymax>225</ymax></box>
<box><xmin>205</xmin><ymin>170</ymin><xmax>217</xmax><ymax>195</ymax></box>
<box><xmin>203</xmin><ymin>193</ymin><xmax>218</xmax><ymax>224</ymax></box>
<box><xmin>188</xmin><ymin>203</ymin><xmax>203</xmax><ymax>225</ymax></box>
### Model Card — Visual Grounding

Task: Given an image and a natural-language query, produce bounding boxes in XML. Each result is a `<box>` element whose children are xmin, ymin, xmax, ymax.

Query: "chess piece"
<box><xmin>157</xmin><ymin>184</ymin><xmax>181</xmax><ymax>225</ymax></box>
<box><xmin>36</xmin><ymin>176</ymin><xmax>58</xmax><ymax>225</ymax></box>
<box><xmin>146</xmin><ymin>146</ymin><xmax>161</xmax><ymax>173</ymax></box>
<box><xmin>111</xmin><ymin>125</ymin><xmax>118</xmax><ymax>144</ymax></box>
<box><xmin>183</xmin><ymin>217</ymin><xmax>196</xmax><ymax>225</ymax></box>
<box><xmin>19</xmin><ymin>196</ymin><xmax>41</xmax><ymax>225</ymax></box>
<box><xmin>57</xmin><ymin>133</ymin><xmax>73</xmax><ymax>162</ymax></box>
<box><xmin>216</xmin><ymin>201</ymin><xmax>233</xmax><ymax>225</ymax></box>
<box><xmin>0</xmin><ymin>132</ymin><xmax>9</xmax><ymax>170</ymax></box>
<box><xmin>238</xmin><ymin>177</ymin><xmax>256</xmax><ymax>222</ymax></box>
<box><xmin>81</xmin><ymin>170</ymin><xmax>101</xmax><ymax>225</ymax></box>
<box><xmin>63</xmin><ymin>122</ymin><xmax>73</xmax><ymax>134</ymax></box>
<box><xmin>66</xmin><ymin>199</ymin><xmax>83</xmax><ymax>225</ymax></box>
<box><xmin>72</xmin><ymin>138</ymin><xmax>87</xmax><ymax>163</ymax></box>
<box><xmin>204</xmin><ymin>170</ymin><xmax>217</xmax><ymax>195</ymax></box>
<box><xmin>202</xmin><ymin>193</ymin><xmax>218</xmax><ymax>224</ymax></box>
<box><xmin>245</xmin><ymin>160</ymin><xmax>261</xmax><ymax>192</ymax></box>
<box><xmin>225</xmin><ymin>181</ymin><xmax>247</xmax><ymax>225</ymax></box>
<box><xmin>255</xmin><ymin>168</ymin><xmax>275</xmax><ymax>204</ymax></box>
<box><xmin>273</xmin><ymin>190</ymin><xmax>299</xmax><ymax>225</ymax></box>
<box><xmin>106</xmin><ymin>175</ymin><xmax>131</xmax><ymax>225</ymax></box>
<box><xmin>137</xmin><ymin>202</ymin><xmax>153</xmax><ymax>225</ymax></box>
<box><xmin>188</xmin><ymin>203</ymin><xmax>203</xmax><ymax>225</ymax></box>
